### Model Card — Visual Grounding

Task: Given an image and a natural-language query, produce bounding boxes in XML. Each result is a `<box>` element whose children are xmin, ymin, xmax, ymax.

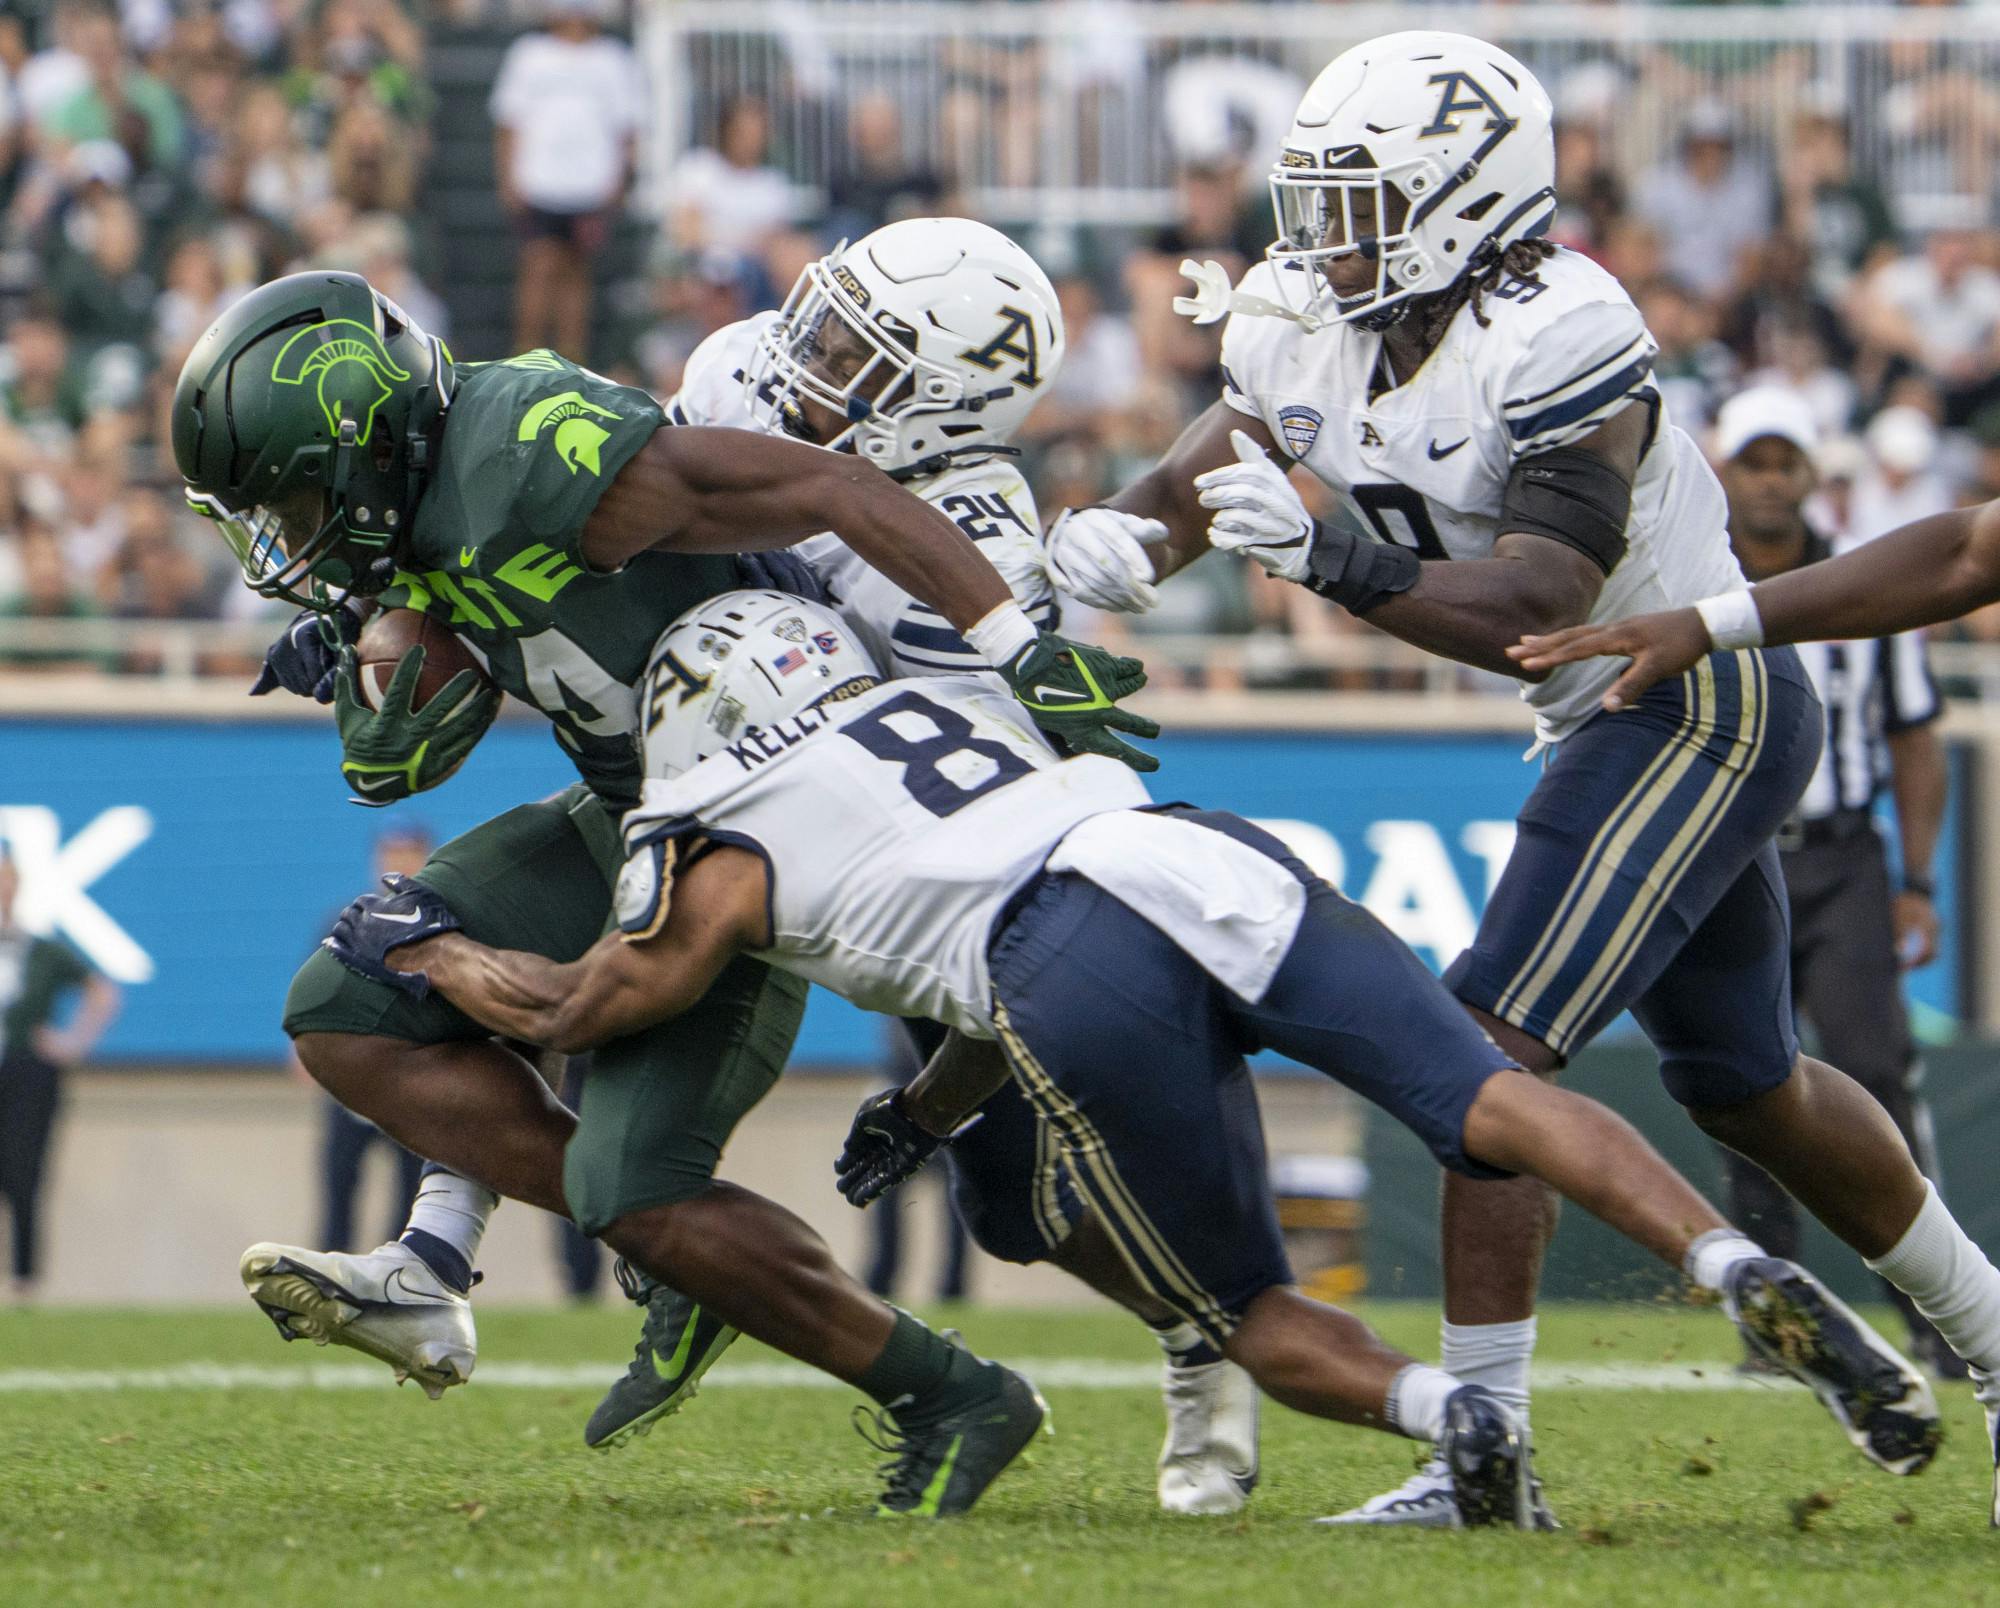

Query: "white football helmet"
<box><xmin>638</xmin><ymin>589</ymin><xmax>882</xmax><ymax>779</ymax></box>
<box><xmin>1266</xmin><ymin>31</ymin><xmax>1556</xmax><ymax>330</ymax></box>
<box><xmin>744</xmin><ymin>217</ymin><xmax>1064</xmax><ymax>475</ymax></box>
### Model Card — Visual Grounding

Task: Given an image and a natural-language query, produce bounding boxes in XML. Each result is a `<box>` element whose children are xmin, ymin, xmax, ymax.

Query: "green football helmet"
<box><xmin>173</xmin><ymin>270</ymin><xmax>454</xmax><ymax>609</ymax></box>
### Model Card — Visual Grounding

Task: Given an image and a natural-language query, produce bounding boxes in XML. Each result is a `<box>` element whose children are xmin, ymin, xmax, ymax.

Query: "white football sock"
<box><xmin>1385</xmin><ymin>1363</ymin><xmax>1460</xmax><ymax>1443</ymax></box>
<box><xmin>1865</xmin><ymin>1182</ymin><xmax>2000</xmax><ymax>1394</ymax></box>
<box><xmin>1440</xmin><ymin>1316</ymin><xmax>1536</xmax><ymax>1426</ymax></box>
<box><xmin>1683</xmin><ymin>1228</ymin><xmax>1767</xmax><ymax>1294</ymax></box>
<box><xmin>402</xmin><ymin>1170</ymin><xmax>499</xmax><ymax>1267</ymax></box>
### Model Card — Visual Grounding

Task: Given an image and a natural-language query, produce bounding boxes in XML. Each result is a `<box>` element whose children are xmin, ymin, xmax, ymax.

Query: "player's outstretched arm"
<box><xmin>1046</xmin><ymin>402</ymin><xmax>1294</xmax><ymax>612</ymax></box>
<box><xmin>587</xmin><ymin>423</ymin><xmax>1161</xmax><ymax>768</ymax></box>
<box><xmin>390</xmin><ymin>846</ymin><xmax>771</xmax><ymax>1054</ymax></box>
<box><xmin>1511</xmin><ymin>498</ymin><xmax>2000</xmax><ymax>709</ymax></box>
<box><xmin>584</xmin><ymin>424</ymin><xmax>1016</xmax><ymax>635</ymax></box>
<box><xmin>834</xmin><ymin>1033</ymin><xmax>1011</xmax><ymax>1208</ymax></box>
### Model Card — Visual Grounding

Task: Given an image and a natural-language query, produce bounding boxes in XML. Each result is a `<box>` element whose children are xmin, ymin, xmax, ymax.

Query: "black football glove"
<box><xmin>250</xmin><ymin>603</ymin><xmax>361</xmax><ymax>702</ymax></box>
<box><xmin>326</xmin><ymin>873</ymin><xmax>464</xmax><ymax>998</ymax></box>
<box><xmin>835</xmin><ymin>1088</ymin><xmax>958</xmax><ymax>1207</ymax></box>
<box><xmin>999</xmin><ymin>631</ymin><xmax>1160</xmax><ymax>772</ymax></box>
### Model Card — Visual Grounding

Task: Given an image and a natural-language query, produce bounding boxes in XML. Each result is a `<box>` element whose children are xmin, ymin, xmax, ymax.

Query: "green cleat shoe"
<box><xmin>857</xmin><ymin>1361</ymin><xmax>1048</xmax><ymax>1517</ymax></box>
<box><xmin>584</xmin><ymin>1260</ymin><xmax>739</xmax><ymax>1451</ymax></box>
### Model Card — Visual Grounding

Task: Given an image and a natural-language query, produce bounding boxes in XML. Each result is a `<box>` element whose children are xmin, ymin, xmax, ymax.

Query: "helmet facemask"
<box><xmin>1267</xmin><ymin>150</ymin><xmax>1458</xmax><ymax>331</ymax></box>
<box><xmin>750</xmin><ymin>253</ymin><xmax>973</xmax><ymax>471</ymax></box>
<box><xmin>189</xmin><ymin>415</ymin><xmax>408</xmax><ymax>609</ymax></box>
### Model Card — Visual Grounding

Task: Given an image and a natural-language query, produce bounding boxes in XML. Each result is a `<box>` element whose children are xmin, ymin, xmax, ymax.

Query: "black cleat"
<box><xmin>1438</xmin><ymin>1385</ymin><xmax>1535</xmax><ymax>1530</ymax></box>
<box><xmin>858</xmin><ymin>1361</ymin><xmax>1048</xmax><ymax>1517</ymax></box>
<box><xmin>1725</xmin><ymin>1257</ymin><xmax>1942</xmax><ymax>1475</ymax></box>
<box><xmin>584</xmin><ymin>1260</ymin><xmax>738</xmax><ymax>1451</ymax></box>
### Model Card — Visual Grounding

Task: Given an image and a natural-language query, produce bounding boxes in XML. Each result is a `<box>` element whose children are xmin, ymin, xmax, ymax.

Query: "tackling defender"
<box><xmin>1042</xmin><ymin>29</ymin><xmax>2000</xmax><ymax>1523</ymax></box>
<box><xmin>329</xmin><ymin>587</ymin><xmax>1940</xmax><ymax>1528</ymax></box>
<box><xmin>180</xmin><ymin>266</ymin><xmax>1153</xmax><ymax>1513</ymax></box>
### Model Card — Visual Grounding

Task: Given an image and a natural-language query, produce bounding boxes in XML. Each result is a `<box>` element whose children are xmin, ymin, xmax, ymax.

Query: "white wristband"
<box><xmin>964</xmin><ymin>601</ymin><xmax>1040</xmax><ymax>668</ymax></box>
<box><xmin>1693</xmin><ymin>589</ymin><xmax>1764</xmax><ymax>651</ymax></box>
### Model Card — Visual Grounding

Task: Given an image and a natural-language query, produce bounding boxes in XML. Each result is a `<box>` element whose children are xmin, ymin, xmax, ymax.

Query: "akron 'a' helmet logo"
<box><xmin>269</xmin><ymin>319</ymin><xmax>412</xmax><ymax>446</ymax></box>
<box><xmin>517</xmin><ymin>390</ymin><xmax>623</xmax><ymax>476</ymax></box>
<box><xmin>958</xmin><ymin>306</ymin><xmax>1042</xmax><ymax>387</ymax></box>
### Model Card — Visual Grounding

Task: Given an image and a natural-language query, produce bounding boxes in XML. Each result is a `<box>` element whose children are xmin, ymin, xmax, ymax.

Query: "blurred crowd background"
<box><xmin>7</xmin><ymin>0</ymin><xmax>2000</xmax><ymax>695</ymax></box>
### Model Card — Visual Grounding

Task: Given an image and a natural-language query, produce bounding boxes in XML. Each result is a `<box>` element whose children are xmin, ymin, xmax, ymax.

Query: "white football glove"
<box><xmin>1046</xmin><ymin>505</ymin><xmax>1170</xmax><ymax>614</ymax></box>
<box><xmin>1196</xmin><ymin>430</ymin><xmax>1316</xmax><ymax>584</ymax></box>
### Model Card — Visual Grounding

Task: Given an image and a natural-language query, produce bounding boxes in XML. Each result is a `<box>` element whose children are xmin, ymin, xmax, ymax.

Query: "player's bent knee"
<box><xmin>1665</xmin><ymin>1052</ymin><xmax>1800</xmax><ymax>1122</ymax></box>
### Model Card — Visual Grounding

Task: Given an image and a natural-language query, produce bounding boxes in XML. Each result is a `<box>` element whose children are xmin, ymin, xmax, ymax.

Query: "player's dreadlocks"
<box><xmin>1417</xmin><ymin>237</ymin><xmax>1559</xmax><ymax>347</ymax></box>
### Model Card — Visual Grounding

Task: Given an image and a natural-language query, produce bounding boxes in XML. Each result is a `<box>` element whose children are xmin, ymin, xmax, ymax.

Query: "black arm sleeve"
<box><xmin>1499</xmin><ymin>445</ymin><xmax>1634</xmax><ymax>575</ymax></box>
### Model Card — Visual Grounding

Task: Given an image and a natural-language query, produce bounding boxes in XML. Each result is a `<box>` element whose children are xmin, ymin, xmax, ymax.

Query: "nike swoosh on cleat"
<box><xmin>1427</xmin><ymin>437</ymin><xmax>1469</xmax><ymax>460</ymax></box>
<box><xmin>651</xmin><ymin>1305</ymin><xmax>704</xmax><ymax>1383</ymax></box>
<box><xmin>383</xmin><ymin>1266</ymin><xmax>454</xmax><ymax>1305</ymax></box>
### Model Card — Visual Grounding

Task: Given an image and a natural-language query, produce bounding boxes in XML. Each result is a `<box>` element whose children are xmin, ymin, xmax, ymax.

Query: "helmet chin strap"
<box><xmin>885</xmin><ymin>443</ymin><xmax>1021</xmax><ymax>483</ymax></box>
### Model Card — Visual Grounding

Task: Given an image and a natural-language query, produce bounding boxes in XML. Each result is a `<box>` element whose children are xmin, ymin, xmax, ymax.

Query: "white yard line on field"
<box><xmin>0</xmin><ymin>1358</ymin><xmax>1792</xmax><ymax>1394</ymax></box>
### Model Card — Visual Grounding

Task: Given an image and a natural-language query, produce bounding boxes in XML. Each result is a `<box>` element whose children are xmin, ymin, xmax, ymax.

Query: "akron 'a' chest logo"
<box><xmin>958</xmin><ymin>307</ymin><xmax>1043</xmax><ymax>387</ymax></box>
<box><xmin>518</xmin><ymin>390</ymin><xmax>622</xmax><ymax>476</ymax></box>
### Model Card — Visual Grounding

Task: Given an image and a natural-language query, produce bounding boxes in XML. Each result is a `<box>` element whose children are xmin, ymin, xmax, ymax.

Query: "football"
<box><xmin>353</xmin><ymin>606</ymin><xmax>490</xmax><ymax>713</ymax></box>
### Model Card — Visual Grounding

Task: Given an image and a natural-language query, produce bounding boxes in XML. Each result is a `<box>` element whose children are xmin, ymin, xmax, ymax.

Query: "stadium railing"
<box><xmin>638</xmin><ymin>2</ymin><xmax>2000</xmax><ymax>233</ymax></box>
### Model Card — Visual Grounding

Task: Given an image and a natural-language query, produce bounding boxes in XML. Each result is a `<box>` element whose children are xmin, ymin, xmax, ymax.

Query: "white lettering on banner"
<box><xmin>1253</xmin><ymin>815</ymin><xmax>1518</xmax><ymax>973</ymax></box>
<box><xmin>1461</xmin><ymin>820</ymin><xmax>1519</xmax><ymax>903</ymax></box>
<box><xmin>1359</xmin><ymin>821</ymin><xmax>1480</xmax><ymax>969</ymax></box>
<box><xmin>0</xmin><ymin>806</ymin><xmax>156</xmax><ymax>983</ymax></box>
<box><xmin>1248</xmin><ymin>818</ymin><xmax>1344</xmax><ymax>887</ymax></box>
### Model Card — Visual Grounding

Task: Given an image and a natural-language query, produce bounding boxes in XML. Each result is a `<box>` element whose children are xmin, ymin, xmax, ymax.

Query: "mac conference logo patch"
<box><xmin>1278</xmin><ymin>405</ymin><xmax>1323</xmax><ymax>457</ymax></box>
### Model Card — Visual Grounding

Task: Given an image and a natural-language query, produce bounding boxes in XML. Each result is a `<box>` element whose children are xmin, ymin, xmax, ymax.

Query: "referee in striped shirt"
<box><xmin>1712</xmin><ymin>386</ymin><xmax>1962</xmax><ymax>1377</ymax></box>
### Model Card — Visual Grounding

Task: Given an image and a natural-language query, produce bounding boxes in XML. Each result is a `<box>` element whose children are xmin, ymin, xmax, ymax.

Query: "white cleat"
<box><xmin>1317</xmin><ymin>1457</ymin><xmax>1458</xmax><ymax>1528</ymax></box>
<box><xmin>239</xmin><ymin>1240</ymin><xmax>477</xmax><ymax>1400</ymax></box>
<box><xmin>1319</xmin><ymin>1453</ymin><xmax>1560</xmax><ymax>1530</ymax></box>
<box><xmin>1157</xmin><ymin>1358</ymin><xmax>1260</xmax><ymax>1515</ymax></box>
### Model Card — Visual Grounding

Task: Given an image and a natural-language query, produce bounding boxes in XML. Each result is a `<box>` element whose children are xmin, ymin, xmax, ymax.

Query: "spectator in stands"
<box><xmin>490</xmin><ymin>0</ymin><xmax>644</xmax><ymax>361</ymax></box>
<box><xmin>0</xmin><ymin>841</ymin><xmax>121</xmax><ymax>1302</ymax></box>
<box><xmin>823</xmin><ymin>92</ymin><xmax>944</xmax><ymax>245</ymax></box>
<box><xmin>219</xmin><ymin>82</ymin><xmax>329</xmax><ymax>233</ymax></box>
<box><xmin>1780</xmin><ymin>100</ymin><xmax>1897</xmax><ymax>303</ymax></box>
<box><xmin>1632</xmin><ymin>100</ymin><xmax>1772</xmax><ymax>304</ymax></box>
<box><xmin>1123</xmin><ymin>159</ymin><xmax>1263</xmax><ymax>409</ymax></box>
<box><xmin>48</xmin><ymin>186</ymin><xmax>154</xmax><ymax>365</ymax></box>
<box><xmin>1635</xmin><ymin>276</ymin><xmax>1739</xmax><ymax>434</ymax></box>
<box><xmin>0</xmin><ymin>521</ymin><xmax>108</xmax><ymax>671</ymax></box>
<box><xmin>42</xmin><ymin>4</ymin><xmax>184</xmax><ymax>174</ymax></box>
<box><xmin>0</xmin><ymin>308</ymin><xmax>86</xmax><ymax>454</ymax></box>
<box><xmin>327</xmin><ymin>92</ymin><xmax>417</xmax><ymax>217</ymax></box>
<box><xmin>666</xmin><ymin>94</ymin><xmax>795</xmax><ymax>268</ymax></box>
<box><xmin>1020</xmin><ymin>273</ymin><xmax>1141</xmax><ymax>444</ymax></box>
<box><xmin>1848</xmin><ymin>403</ymin><xmax>1955</xmax><ymax>548</ymax></box>
<box><xmin>1851</xmin><ymin>223</ymin><xmax>2000</xmax><ymax>427</ymax></box>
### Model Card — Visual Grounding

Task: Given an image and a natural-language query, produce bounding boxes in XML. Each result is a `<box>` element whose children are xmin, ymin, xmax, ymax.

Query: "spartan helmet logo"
<box><xmin>516</xmin><ymin>390</ymin><xmax>624</xmax><ymax>476</ymax></box>
<box><xmin>268</xmin><ymin>319</ymin><xmax>412</xmax><ymax>445</ymax></box>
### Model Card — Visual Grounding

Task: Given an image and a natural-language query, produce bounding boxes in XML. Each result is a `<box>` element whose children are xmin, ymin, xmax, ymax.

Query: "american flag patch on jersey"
<box><xmin>773</xmin><ymin>647</ymin><xmax>808</xmax><ymax>676</ymax></box>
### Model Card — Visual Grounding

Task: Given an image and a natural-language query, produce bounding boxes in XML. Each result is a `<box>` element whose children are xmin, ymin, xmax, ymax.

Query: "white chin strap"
<box><xmin>1172</xmin><ymin>258</ymin><xmax>1326</xmax><ymax>332</ymax></box>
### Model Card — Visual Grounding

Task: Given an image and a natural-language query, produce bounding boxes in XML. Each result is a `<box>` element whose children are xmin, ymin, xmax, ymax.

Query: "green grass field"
<box><xmin>2</xmin><ymin>1300</ymin><xmax>1992</xmax><ymax>1607</ymax></box>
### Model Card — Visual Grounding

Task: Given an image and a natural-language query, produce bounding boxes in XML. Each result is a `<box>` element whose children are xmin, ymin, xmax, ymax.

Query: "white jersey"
<box><xmin>1220</xmin><ymin>249</ymin><xmax>1745</xmax><ymax>741</ymax></box>
<box><xmin>613</xmin><ymin>678</ymin><xmax>1150</xmax><ymax>1036</ymax></box>
<box><xmin>668</xmin><ymin>314</ymin><xmax>1056</xmax><ymax>681</ymax></box>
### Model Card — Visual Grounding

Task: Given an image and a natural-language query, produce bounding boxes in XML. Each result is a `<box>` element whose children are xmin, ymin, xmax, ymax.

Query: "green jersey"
<box><xmin>382</xmin><ymin>351</ymin><xmax>740</xmax><ymax>804</ymax></box>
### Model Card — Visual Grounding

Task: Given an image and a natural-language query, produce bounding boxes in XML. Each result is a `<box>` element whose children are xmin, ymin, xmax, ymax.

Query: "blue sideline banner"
<box><xmin>0</xmin><ymin>715</ymin><xmax>1966</xmax><ymax>1063</ymax></box>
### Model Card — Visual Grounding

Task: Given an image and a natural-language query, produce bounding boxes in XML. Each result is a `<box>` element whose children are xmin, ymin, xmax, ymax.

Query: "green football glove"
<box><xmin>333</xmin><ymin>645</ymin><xmax>502</xmax><ymax>806</ymax></box>
<box><xmin>1000</xmin><ymin>631</ymin><xmax>1159</xmax><ymax>772</ymax></box>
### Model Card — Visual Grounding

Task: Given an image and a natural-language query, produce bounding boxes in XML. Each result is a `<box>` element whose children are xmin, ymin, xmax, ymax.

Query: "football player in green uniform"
<box><xmin>176</xmin><ymin>269</ymin><xmax>1155</xmax><ymax>1514</ymax></box>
